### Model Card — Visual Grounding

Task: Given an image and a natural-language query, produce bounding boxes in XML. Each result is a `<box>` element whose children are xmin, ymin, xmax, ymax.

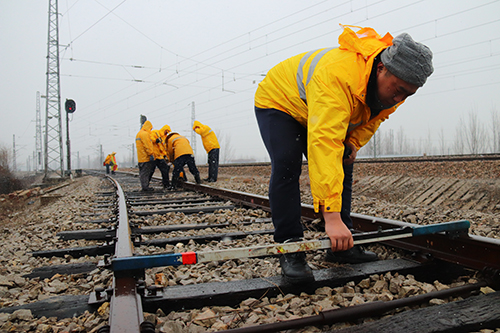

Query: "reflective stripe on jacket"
<box><xmin>255</xmin><ymin>26</ymin><xmax>404</xmax><ymax>213</ymax></box>
<box><xmin>193</xmin><ymin>121</ymin><xmax>220</xmax><ymax>153</ymax></box>
<box><xmin>135</xmin><ymin>121</ymin><xmax>154</xmax><ymax>163</ymax></box>
<box><xmin>166</xmin><ymin>132</ymin><xmax>194</xmax><ymax>161</ymax></box>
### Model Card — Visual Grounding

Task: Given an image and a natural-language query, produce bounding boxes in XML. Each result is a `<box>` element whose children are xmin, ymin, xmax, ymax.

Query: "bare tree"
<box><xmin>0</xmin><ymin>145</ymin><xmax>9</xmax><ymax>169</ymax></box>
<box><xmin>490</xmin><ymin>107</ymin><xmax>500</xmax><ymax>153</ymax></box>
<box><xmin>383</xmin><ymin>129</ymin><xmax>394</xmax><ymax>156</ymax></box>
<box><xmin>437</xmin><ymin>127</ymin><xmax>447</xmax><ymax>155</ymax></box>
<box><xmin>359</xmin><ymin>129</ymin><xmax>382</xmax><ymax>157</ymax></box>
<box><xmin>453</xmin><ymin>120</ymin><xmax>466</xmax><ymax>155</ymax></box>
<box><xmin>216</xmin><ymin>130</ymin><xmax>235</xmax><ymax>163</ymax></box>
<box><xmin>463</xmin><ymin>110</ymin><xmax>487</xmax><ymax>155</ymax></box>
<box><xmin>0</xmin><ymin>144</ymin><xmax>22</xmax><ymax>194</ymax></box>
<box><xmin>422</xmin><ymin>129</ymin><xmax>434</xmax><ymax>156</ymax></box>
<box><xmin>395</xmin><ymin>126</ymin><xmax>417</xmax><ymax>155</ymax></box>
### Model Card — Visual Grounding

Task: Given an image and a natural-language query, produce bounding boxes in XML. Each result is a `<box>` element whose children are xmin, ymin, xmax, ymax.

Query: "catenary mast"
<box><xmin>44</xmin><ymin>0</ymin><xmax>64</xmax><ymax>179</ymax></box>
<box><xmin>35</xmin><ymin>91</ymin><xmax>43</xmax><ymax>172</ymax></box>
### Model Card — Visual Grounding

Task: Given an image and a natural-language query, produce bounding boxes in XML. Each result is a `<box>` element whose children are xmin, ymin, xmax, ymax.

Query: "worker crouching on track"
<box><xmin>103</xmin><ymin>152</ymin><xmax>117</xmax><ymax>175</ymax></box>
<box><xmin>164</xmin><ymin>128</ymin><xmax>201</xmax><ymax>188</ymax></box>
<box><xmin>135</xmin><ymin>120</ymin><xmax>155</xmax><ymax>191</ymax></box>
<box><xmin>254</xmin><ymin>25</ymin><xmax>433</xmax><ymax>284</ymax></box>
<box><xmin>149</xmin><ymin>126</ymin><xmax>172</xmax><ymax>190</ymax></box>
<box><xmin>193</xmin><ymin>120</ymin><xmax>220</xmax><ymax>182</ymax></box>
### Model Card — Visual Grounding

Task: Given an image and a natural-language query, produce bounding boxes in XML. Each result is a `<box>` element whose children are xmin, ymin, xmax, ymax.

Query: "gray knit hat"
<box><xmin>380</xmin><ymin>33</ymin><xmax>433</xmax><ymax>87</ymax></box>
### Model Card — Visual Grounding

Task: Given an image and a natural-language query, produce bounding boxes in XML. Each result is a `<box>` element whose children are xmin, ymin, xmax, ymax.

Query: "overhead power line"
<box><xmin>64</xmin><ymin>0</ymin><xmax>500</xmax><ymax>142</ymax></box>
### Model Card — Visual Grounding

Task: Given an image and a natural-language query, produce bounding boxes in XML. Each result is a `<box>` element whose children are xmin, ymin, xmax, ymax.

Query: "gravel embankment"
<box><xmin>0</xmin><ymin>160</ymin><xmax>498</xmax><ymax>332</ymax></box>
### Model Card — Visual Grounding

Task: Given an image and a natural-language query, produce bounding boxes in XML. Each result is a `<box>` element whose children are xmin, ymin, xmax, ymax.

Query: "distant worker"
<box><xmin>254</xmin><ymin>25</ymin><xmax>433</xmax><ymax>284</ymax></box>
<box><xmin>149</xmin><ymin>126</ymin><xmax>171</xmax><ymax>190</ymax></box>
<box><xmin>103</xmin><ymin>152</ymin><xmax>118</xmax><ymax>175</ymax></box>
<box><xmin>193</xmin><ymin>121</ymin><xmax>220</xmax><ymax>182</ymax></box>
<box><xmin>165</xmin><ymin>129</ymin><xmax>201</xmax><ymax>188</ymax></box>
<box><xmin>135</xmin><ymin>120</ymin><xmax>155</xmax><ymax>191</ymax></box>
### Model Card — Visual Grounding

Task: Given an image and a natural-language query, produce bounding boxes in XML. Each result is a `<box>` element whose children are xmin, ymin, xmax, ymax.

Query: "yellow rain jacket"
<box><xmin>135</xmin><ymin>121</ymin><xmax>154</xmax><ymax>163</ymax></box>
<box><xmin>160</xmin><ymin>125</ymin><xmax>171</xmax><ymax>158</ymax></box>
<box><xmin>104</xmin><ymin>154</ymin><xmax>113</xmax><ymax>165</ymax></box>
<box><xmin>166</xmin><ymin>132</ymin><xmax>194</xmax><ymax>162</ymax></box>
<box><xmin>150</xmin><ymin>129</ymin><xmax>168</xmax><ymax>160</ymax></box>
<box><xmin>255</xmin><ymin>26</ymin><xmax>404</xmax><ymax>213</ymax></box>
<box><xmin>104</xmin><ymin>153</ymin><xmax>118</xmax><ymax>171</ymax></box>
<box><xmin>193</xmin><ymin>121</ymin><xmax>220</xmax><ymax>153</ymax></box>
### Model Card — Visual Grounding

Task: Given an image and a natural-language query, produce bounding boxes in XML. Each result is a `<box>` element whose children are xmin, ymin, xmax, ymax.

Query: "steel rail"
<box><xmin>106</xmin><ymin>177</ymin><xmax>145</xmax><ymax>333</ymax></box>
<box><xmin>191</xmin><ymin>153</ymin><xmax>500</xmax><ymax>168</ymax></box>
<box><xmin>181</xmin><ymin>181</ymin><xmax>500</xmax><ymax>271</ymax></box>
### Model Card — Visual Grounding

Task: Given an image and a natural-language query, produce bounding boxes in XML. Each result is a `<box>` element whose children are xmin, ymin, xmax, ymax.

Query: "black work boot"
<box><xmin>195</xmin><ymin>174</ymin><xmax>201</xmax><ymax>184</ymax></box>
<box><xmin>280</xmin><ymin>252</ymin><xmax>315</xmax><ymax>284</ymax></box>
<box><xmin>325</xmin><ymin>245</ymin><xmax>378</xmax><ymax>264</ymax></box>
<box><xmin>171</xmin><ymin>176</ymin><xmax>178</xmax><ymax>189</ymax></box>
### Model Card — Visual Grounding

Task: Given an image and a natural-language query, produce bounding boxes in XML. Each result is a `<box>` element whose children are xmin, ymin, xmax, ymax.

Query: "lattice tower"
<box><xmin>44</xmin><ymin>0</ymin><xmax>64</xmax><ymax>179</ymax></box>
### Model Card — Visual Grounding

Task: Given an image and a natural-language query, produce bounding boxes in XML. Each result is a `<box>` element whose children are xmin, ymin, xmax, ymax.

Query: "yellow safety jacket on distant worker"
<box><xmin>192</xmin><ymin>121</ymin><xmax>220</xmax><ymax>153</ymax></box>
<box><xmin>150</xmin><ymin>129</ymin><xmax>168</xmax><ymax>160</ymax></box>
<box><xmin>166</xmin><ymin>132</ymin><xmax>194</xmax><ymax>162</ymax></box>
<box><xmin>255</xmin><ymin>25</ymin><xmax>404</xmax><ymax>213</ymax></box>
<box><xmin>104</xmin><ymin>153</ymin><xmax>118</xmax><ymax>171</ymax></box>
<box><xmin>104</xmin><ymin>154</ymin><xmax>113</xmax><ymax>165</ymax></box>
<box><xmin>135</xmin><ymin>121</ymin><xmax>154</xmax><ymax>163</ymax></box>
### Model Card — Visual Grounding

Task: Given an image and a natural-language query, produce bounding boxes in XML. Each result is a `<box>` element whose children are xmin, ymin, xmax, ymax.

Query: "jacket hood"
<box><xmin>141</xmin><ymin>120</ymin><xmax>153</xmax><ymax>132</ymax></box>
<box><xmin>192</xmin><ymin>120</ymin><xmax>202</xmax><ymax>130</ymax></box>
<box><xmin>167</xmin><ymin>132</ymin><xmax>179</xmax><ymax>139</ymax></box>
<box><xmin>161</xmin><ymin>124</ymin><xmax>171</xmax><ymax>135</ymax></box>
<box><xmin>338</xmin><ymin>25</ymin><xmax>392</xmax><ymax>59</ymax></box>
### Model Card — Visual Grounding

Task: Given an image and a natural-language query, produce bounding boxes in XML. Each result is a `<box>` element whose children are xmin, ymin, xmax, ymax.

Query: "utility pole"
<box><xmin>35</xmin><ymin>91</ymin><xmax>43</xmax><ymax>172</ymax></box>
<box><xmin>12</xmin><ymin>135</ymin><xmax>16</xmax><ymax>172</ymax></box>
<box><xmin>131</xmin><ymin>143</ymin><xmax>135</xmax><ymax>167</ymax></box>
<box><xmin>99</xmin><ymin>144</ymin><xmax>103</xmax><ymax>167</ymax></box>
<box><xmin>44</xmin><ymin>0</ymin><xmax>64</xmax><ymax>179</ymax></box>
<box><xmin>191</xmin><ymin>101</ymin><xmax>196</xmax><ymax>157</ymax></box>
<box><xmin>65</xmin><ymin>99</ymin><xmax>76</xmax><ymax>175</ymax></box>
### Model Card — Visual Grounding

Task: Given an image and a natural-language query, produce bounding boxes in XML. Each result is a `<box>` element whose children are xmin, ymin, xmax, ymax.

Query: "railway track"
<box><xmin>0</xmin><ymin>170</ymin><xmax>499</xmax><ymax>332</ymax></box>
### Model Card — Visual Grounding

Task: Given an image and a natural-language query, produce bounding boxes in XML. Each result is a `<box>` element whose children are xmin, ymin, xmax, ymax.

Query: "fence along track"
<box><xmin>2</xmin><ymin>170</ymin><xmax>500</xmax><ymax>332</ymax></box>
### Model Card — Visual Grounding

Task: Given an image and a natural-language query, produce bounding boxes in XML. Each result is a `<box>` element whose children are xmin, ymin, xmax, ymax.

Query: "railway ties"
<box><xmin>3</xmin><ymin>170</ymin><xmax>500</xmax><ymax>332</ymax></box>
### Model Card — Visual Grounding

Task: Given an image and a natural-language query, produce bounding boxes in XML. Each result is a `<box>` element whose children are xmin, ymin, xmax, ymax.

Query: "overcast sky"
<box><xmin>2</xmin><ymin>0</ymin><xmax>500</xmax><ymax>170</ymax></box>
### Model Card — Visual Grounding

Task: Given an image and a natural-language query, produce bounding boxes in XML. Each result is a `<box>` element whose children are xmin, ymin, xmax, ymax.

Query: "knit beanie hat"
<box><xmin>380</xmin><ymin>33</ymin><xmax>433</xmax><ymax>87</ymax></box>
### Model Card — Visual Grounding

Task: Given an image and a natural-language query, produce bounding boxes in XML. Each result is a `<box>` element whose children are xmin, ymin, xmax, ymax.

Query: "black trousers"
<box><xmin>172</xmin><ymin>154</ymin><xmax>200</xmax><ymax>181</ymax></box>
<box><xmin>255</xmin><ymin>107</ymin><xmax>354</xmax><ymax>243</ymax></box>
<box><xmin>149</xmin><ymin>159</ymin><xmax>171</xmax><ymax>187</ymax></box>
<box><xmin>207</xmin><ymin>148</ymin><xmax>219</xmax><ymax>181</ymax></box>
<box><xmin>138</xmin><ymin>161</ymin><xmax>154</xmax><ymax>190</ymax></box>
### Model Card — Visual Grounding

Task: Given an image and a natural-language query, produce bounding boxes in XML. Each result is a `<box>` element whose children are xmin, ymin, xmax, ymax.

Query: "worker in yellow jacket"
<box><xmin>254</xmin><ymin>25</ymin><xmax>433</xmax><ymax>284</ymax></box>
<box><xmin>135</xmin><ymin>120</ymin><xmax>155</xmax><ymax>191</ymax></box>
<box><xmin>165</xmin><ymin>130</ymin><xmax>201</xmax><ymax>188</ymax></box>
<box><xmin>193</xmin><ymin>120</ymin><xmax>220</xmax><ymax>182</ymax></box>
<box><xmin>149</xmin><ymin>128</ymin><xmax>171</xmax><ymax>189</ymax></box>
<box><xmin>103</xmin><ymin>152</ymin><xmax>117</xmax><ymax>175</ymax></box>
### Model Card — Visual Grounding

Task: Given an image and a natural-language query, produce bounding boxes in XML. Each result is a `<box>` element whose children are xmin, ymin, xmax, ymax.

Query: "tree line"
<box><xmin>358</xmin><ymin>109</ymin><xmax>500</xmax><ymax>157</ymax></box>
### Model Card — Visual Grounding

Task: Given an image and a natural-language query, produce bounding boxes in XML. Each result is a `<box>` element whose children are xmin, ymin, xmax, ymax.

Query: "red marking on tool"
<box><xmin>182</xmin><ymin>252</ymin><xmax>197</xmax><ymax>265</ymax></box>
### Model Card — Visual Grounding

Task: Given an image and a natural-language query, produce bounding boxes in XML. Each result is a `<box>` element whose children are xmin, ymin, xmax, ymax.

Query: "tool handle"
<box><xmin>412</xmin><ymin>220</ymin><xmax>470</xmax><ymax>237</ymax></box>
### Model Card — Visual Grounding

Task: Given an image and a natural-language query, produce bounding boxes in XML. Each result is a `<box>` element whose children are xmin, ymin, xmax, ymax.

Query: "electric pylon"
<box><xmin>44</xmin><ymin>0</ymin><xmax>64</xmax><ymax>179</ymax></box>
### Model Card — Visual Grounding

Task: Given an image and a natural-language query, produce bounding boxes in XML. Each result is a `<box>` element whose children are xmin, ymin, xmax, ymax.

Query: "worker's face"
<box><xmin>376</xmin><ymin>62</ymin><xmax>418</xmax><ymax>108</ymax></box>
